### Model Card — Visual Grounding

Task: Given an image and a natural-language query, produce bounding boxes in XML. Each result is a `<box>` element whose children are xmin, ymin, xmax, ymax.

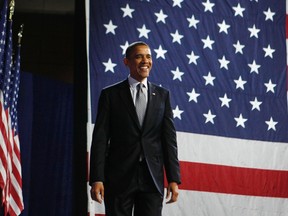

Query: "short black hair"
<box><xmin>125</xmin><ymin>41</ymin><xmax>149</xmax><ymax>58</ymax></box>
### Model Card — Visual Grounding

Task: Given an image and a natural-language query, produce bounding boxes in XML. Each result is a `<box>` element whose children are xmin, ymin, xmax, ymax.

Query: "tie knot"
<box><xmin>137</xmin><ymin>83</ymin><xmax>146</xmax><ymax>94</ymax></box>
<box><xmin>137</xmin><ymin>83</ymin><xmax>144</xmax><ymax>90</ymax></box>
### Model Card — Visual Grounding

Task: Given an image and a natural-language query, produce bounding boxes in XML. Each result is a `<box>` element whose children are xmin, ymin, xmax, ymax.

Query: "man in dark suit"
<box><xmin>90</xmin><ymin>41</ymin><xmax>181</xmax><ymax>216</ymax></box>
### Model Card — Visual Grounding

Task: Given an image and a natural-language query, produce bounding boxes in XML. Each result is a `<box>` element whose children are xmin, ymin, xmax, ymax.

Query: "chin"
<box><xmin>142</xmin><ymin>73</ymin><xmax>149</xmax><ymax>78</ymax></box>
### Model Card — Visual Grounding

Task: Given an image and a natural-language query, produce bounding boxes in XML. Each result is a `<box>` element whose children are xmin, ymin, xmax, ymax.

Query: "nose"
<box><xmin>141</xmin><ymin>56</ymin><xmax>149</xmax><ymax>63</ymax></box>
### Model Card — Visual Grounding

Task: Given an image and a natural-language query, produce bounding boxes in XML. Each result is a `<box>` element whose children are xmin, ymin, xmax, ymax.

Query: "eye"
<box><xmin>135</xmin><ymin>54</ymin><xmax>143</xmax><ymax>59</ymax></box>
<box><xmin>134</xmin><ymin>54</ymin><xmax>151</xmax><ymax>60</ymax></box>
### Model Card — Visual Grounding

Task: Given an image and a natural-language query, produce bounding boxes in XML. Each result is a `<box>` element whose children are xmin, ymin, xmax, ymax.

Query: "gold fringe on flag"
<box><xmin>9</xmin><ymin>0</ymin><xmax>14</xmax><ymax>21</ymax></box>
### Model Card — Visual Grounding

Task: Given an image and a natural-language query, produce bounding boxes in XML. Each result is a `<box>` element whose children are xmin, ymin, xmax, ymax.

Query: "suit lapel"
<box><xmin>143</xmin><ymin>82</ymin><xmax>157</xmax><ymax>128</ymax></box>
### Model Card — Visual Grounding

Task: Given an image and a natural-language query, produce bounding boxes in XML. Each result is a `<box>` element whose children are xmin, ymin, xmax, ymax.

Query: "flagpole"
<box><xmin>17</xmin><ymin>24</ymin><xmax>24</xmax><ymax>46</ymax></box>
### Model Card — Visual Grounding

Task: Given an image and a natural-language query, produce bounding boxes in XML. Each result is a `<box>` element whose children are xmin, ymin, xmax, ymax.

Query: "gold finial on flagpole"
<box><xmin>18</xmin><ymin>24</ymin><xmax>24</xmax><ymax>46</ymax></box>
<box><xmin>9</xmin><ymin>0</ymin><xmax>15</xmax><ymax>21</ymax></box>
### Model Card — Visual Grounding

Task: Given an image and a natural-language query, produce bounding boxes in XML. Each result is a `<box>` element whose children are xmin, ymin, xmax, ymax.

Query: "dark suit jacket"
<box><xmin>89</xmin><ymin>79</ymin><xmax>181</xmax><ymax>195</ymax></box>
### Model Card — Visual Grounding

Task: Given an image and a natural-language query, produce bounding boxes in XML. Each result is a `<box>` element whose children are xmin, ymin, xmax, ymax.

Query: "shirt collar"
<box><xmin>128</xmin><ymin>76</ymin><xmax>148</xmax><ymax>89</ymax></box>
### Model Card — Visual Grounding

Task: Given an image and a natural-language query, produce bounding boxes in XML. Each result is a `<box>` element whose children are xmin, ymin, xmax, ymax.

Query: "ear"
<box><xmin>123</xmin><ymin>58</ymin><xmax>128</xmax><ymax>66</ymax></box>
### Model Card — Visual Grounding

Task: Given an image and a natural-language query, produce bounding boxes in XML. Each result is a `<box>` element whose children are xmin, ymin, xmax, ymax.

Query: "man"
<box><xmin>90</xmin><ymin>41</ymin><xmax>181</xmax><ymax>216</ymax></box>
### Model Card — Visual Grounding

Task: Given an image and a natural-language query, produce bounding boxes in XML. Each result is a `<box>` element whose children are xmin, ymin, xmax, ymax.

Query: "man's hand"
<box><xmin>165</xmin><ymin>182</ymin><xmax>179</xmax><ymax>204</ymax></box>
<box><xmin>90</xmin><ymin>182</ymin><xmax>104</xmax><ymax>204</ymax></box>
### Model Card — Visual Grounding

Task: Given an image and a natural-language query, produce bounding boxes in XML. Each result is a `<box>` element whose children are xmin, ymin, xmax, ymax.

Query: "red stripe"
<box><xmin>89</xmin><ymin>162</ymin><xmax>288</xmax><ymax>215</ymax></box>
<box><xmin>11</xmin><ymin>162</ymin><xmax>21</xmax><ymax>186</ymax></box>
<box><xmin>179</xmin><ymin>161</ymin><xmax>288</xmax><ymax>198</ymax></box>
<box><xmin>11</xmin><ymin>135</ymin><xmax>23</xmax><ymax>212</ymax></box>
<box><xmin>0</xmin><ymin>102</ymin><xmax>10</xmax><ymax>191</ymax></box>
<box><xmin>0</xmin><ymin>103</ymin><xmax>8</xmax><ymax>171</ymax></box>
<box><xmin>0</xmin><ymin>143</ymin><xmax>6</xmax><ymax>167</ymax></box>
<box><xmin>7</xmin><ymin>204</ymin><xmax>16</xmax><ymax>216</ymax></box>
<box><xmin>0</xmin><ymin>143</ymin><xmax>7</xmax><ymax>187</ymax></box>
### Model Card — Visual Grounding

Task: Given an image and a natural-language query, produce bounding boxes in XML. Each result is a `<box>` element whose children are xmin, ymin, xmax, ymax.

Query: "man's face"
<box><xmin>124</xmin><ymin>45</ymin><xmax>153</xmax><ymax>82</ymax></box>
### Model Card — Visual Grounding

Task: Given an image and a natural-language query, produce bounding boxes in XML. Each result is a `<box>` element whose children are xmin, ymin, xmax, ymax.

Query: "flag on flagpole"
<box><xmin>0</xmin><ymin>2</ymin><xmax>14</xmax><ymax>214</ymax></box>
<box><xmin>0</xmin><ymin>0</ymin><xmax>9</xmax><ymax>194</ymax></box>
<box><xmin>0</xmin><ymin>0</ymin><xmax>24</xmax><ymax>215</ymax></box>
<box><xmin>2</xmin><ymin>17</ymin><xmax>15</xmax><ymax>216</ymax></box>
<box><xmin>6</xmin><ymin>24</ymin><xmax>24</xmax><ymax>216</ymax></box>
<box><xmin>87</xmin><ymin>0</ymin><xmax>288</xmax><ymax>215</ymax></box>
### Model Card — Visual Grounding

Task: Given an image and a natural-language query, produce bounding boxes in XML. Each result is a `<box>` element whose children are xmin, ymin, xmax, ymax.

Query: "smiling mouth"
<box><xmin>140</xmin><ymin>66</ymin><xmax>149</xmax><ymax>70</ymax></box>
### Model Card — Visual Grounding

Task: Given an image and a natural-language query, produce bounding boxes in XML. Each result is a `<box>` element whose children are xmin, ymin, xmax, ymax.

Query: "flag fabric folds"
<box><xmin>0</xmin><ymin>0</ymin><xmax>9</xmax><ymax>194</ymax></box>
<box><xmin>0</xmin><ymin>1</ymin><xmax>24</xmax><ymax>215</ymax></box>
<box><xmin>87</xmin><ymin>0</ymin><xmax>288</xmax><ymax>215</ymax></box>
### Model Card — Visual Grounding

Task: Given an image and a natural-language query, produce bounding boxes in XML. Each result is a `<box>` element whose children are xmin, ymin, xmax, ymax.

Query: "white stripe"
<box><xmin>12</xmin><ymin>151</ymin><xmax>21</xmax><ymax>173</ymax></box>
<box><xmin>13</xmin><ymin>136</ymin><xmax>22</xmax><ymax>177</ymax></box>
<box><xmin>87</xmin><ymin>123</ymin><xmax>94</xmax><ymax>152</ymax></box>
<box><xmin>13</xmin><ymin>134</ymin><xmax>20</xmax><ymax>149</ymax></box>
<box><xmin>11</xmin><ymin>173</ymin><xmax>22</xmax><ymax>199</ymax></box>
<box><xmin>0</xmin><ymin>127</ymin><xmax>7</xmax><ymax>157</ymax></box>
<box><xmin>9</xmin><ymin>195</ymin><xmax>21</xmax><ymax>215</ymax></box>
<box><xmin>177</xmin><ymin>132</ymin><xmax>288</xmax><ymax>170</ymax></box>
<box><xmin>163</xmin><ymin>190</ymin><xmax>288</xmax><ymax>216</ymax></box>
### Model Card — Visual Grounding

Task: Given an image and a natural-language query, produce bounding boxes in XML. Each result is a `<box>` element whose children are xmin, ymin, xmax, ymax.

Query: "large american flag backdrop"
<box><xmin>86</xmin><ymin>0</ymin><xmax>288</xmax><ymax>215</ymax></box>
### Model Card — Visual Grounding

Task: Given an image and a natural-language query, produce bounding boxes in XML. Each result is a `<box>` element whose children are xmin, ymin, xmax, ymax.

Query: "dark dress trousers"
<box><xmin>89</xmin><ymin>79</ymin><xmax>181</xmax><ymax>209</ymax></box>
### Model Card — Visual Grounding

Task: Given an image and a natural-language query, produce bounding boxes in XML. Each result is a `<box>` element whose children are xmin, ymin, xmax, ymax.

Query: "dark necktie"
<box><xmin>135</xmin><ymin>83</ymin><xmax>147</xmax><ymax>127</ymax></box>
